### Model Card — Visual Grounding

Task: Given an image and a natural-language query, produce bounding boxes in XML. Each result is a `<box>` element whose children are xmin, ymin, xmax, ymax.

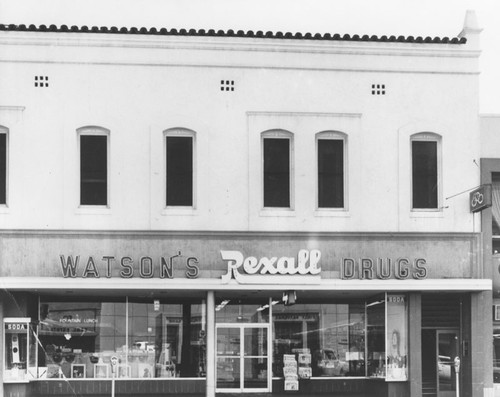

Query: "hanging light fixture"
<box><xmin>282</xmin><ymin>291</ymin><xmax>297</xmax><ymax>306</ymax></box>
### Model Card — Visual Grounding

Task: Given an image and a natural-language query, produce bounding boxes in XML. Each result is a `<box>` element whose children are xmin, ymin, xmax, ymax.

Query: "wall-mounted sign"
<box><xmin>341</xmin><ymin>258</ymin><xmax>427</xmax><ymax>280</ymax></box>
<box><xmin>470</xmin><ymin>184</ymin><xmax>492</xmax><ymax>213</ymax></box>
<box><xmin>220</xmin><ymin>249</ymin><xmax>321</xmax><ymax>284</ymax></box>
<box><xmin>386</xmin><ymin>294</ymin><xmax>408</xmax><ymax>382</ymax></box>
<box><xmin>59</xmin><ymin>252</ymin><xmax>200</xmax><ymax>279</ymax></box>
<box><xmin>220</xmin><ymin>250</ymin><xmax>428</xmax><ymax>283</ymax></box>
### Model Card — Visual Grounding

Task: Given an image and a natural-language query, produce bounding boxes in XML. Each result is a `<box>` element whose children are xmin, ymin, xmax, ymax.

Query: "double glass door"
<box><xmin>216</xmin><ymin>324</ymin><xmax>270</xmax><ymax>392</ymax></box>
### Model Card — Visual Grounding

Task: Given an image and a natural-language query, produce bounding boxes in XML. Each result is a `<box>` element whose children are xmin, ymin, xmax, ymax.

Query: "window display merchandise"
<box><xmin>33</xmin><ymin>299</ymin><xmax>206</xmax><ymax>379</ymax></box>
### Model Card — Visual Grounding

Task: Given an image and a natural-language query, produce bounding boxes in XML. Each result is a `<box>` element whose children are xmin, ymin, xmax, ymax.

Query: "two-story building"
<box><xmin>0</xmin><ymin>10</ymin><xmax>493</xmax><ymax>397</ymax></box>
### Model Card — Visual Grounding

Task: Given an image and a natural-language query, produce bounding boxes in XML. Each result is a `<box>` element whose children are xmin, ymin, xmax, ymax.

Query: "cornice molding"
<box><xmin>0</xmin><ymin>229</ymin><xmax>480</xmax><ymax>241</ymax></box>
<box><xmin>0</xmin><ymin>32</ymin><xmax>480</xmax><ymax>59</ymax></box>
<box><xmin>247</xmin><ymin>111</ymin><xmax>362</xmax><ymax>118</ymax></box>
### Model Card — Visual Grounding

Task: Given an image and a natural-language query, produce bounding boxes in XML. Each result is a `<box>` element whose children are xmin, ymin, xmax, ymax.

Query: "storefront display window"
<box><xmin>272</xmin><ymin>302</ymin><xmax>365</xmax><ymax>378</ymax></box>
<box><xmin>366</xmin><ymin>296</ymin><xmax>385</xmax><ymax>378</ymax></box>
<box><xmin>128</xmin><ymin>301</ymin><xmax>206</xmax><ymax>378</ymax></box>
<box><xmin>35</xmin><ymin>298</ymin><xmax>206</xmax><ymax>379</ymax></box>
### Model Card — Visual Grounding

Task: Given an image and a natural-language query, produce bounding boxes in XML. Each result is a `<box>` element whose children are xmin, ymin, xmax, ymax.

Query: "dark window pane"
<box><xmin>318</xmin><ymin>139</ymin><xmax>344</xmax><ymax>208</ymax></box>
<box><xmin>80</xmin><ymin>135</ymin><xmax>107</xmax><ymax>205</ymax></box>
<box><xmin>264</xmin><ymin>138</ymin><xmax>290</xmax><ymax>208</ymax></box>
<box><xmin>0</xmin><ymin>134</ymin><xmax>5</xmax><ymax>204</ymax></box>
<box><xmin>166</xmin><ymin>136</ymin><xmax>193</xmax><ymax>206</ymax></box>
<box><xmin>412</xmin><ymin>141</ymin><xmax>437</xmax><ymax>209</ymax></box>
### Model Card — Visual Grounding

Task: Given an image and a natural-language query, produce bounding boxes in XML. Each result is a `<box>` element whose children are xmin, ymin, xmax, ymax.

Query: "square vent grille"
<box><xmin>35</xmin><ymin>76</ymin><xmax>49</xmax><ymax>88</ymax></box>
<box><xmin>371</xmin><ymin>84</ymin><xmax>385</xmax><ymax>95</ymax></box>
<box><xmin>221</xmin><ymin>80</ymin><xmax>234</xmax><ymax>92</ymax></box>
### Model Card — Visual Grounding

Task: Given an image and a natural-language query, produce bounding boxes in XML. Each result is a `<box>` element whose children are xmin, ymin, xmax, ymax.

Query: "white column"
<box><xmin>206</xmin><ymin>291</ymin><xmax>215</xmax><ymax>397</ymax></box>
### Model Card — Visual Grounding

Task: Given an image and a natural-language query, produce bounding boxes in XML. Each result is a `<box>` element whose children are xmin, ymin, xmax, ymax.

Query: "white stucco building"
<box><xmin>0</xmin><ymin>10</ymin><xmax>493</xmax><ymax>397</ymax></box>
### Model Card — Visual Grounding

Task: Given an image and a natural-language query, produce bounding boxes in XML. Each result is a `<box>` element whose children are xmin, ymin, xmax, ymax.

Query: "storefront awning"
<box><xmin>0</xmin><ymin>277</ymin><xmax>491</xmax><ymax>299</ymax></box>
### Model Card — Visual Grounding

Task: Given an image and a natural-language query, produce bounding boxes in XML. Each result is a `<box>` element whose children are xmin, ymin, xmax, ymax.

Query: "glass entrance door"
<box><xmin>216</xmin><ymin>324</ymin><xmax>270</xmax><ymax>392</ymax></box>
<box><xmin>437</xmin><ymin>331</ymin><xmax>460</xmax><ymax>397</ymax></box>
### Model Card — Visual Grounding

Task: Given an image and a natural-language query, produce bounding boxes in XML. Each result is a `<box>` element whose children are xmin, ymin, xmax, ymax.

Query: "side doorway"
<box><xmin>422</xmin><ymin>329</ymin><xmax>460</xmax><ymax>397</ymax></box>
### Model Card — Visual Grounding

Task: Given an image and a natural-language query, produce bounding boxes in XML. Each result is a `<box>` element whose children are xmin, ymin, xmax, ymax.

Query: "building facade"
<box><xmin>480</xmin><ymin>114</ymin><xmax>500</xmax><ymax>396</ymax></box>
<box><xmin>0</xmin><ymin>11</ymin><xmax>493</xmax><ymax>397</ymax></box>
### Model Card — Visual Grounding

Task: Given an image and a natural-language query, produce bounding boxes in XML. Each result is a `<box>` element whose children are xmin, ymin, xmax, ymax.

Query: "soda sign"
<box><xmin>5</xmin><ymin>323</ymin><xmax>27</xmax><ymax>331</ymax></box>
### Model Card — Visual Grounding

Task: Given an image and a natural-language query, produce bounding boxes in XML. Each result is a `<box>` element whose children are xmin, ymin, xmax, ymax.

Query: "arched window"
<box><xmin>165</xmin><ymin>128</ymin><xmax>196</xmax><ymax>207</ymax></box>
<box><xmin>77</xmin><ymin>126</ymin><xmax>109</xmax><ymax>206</ymax></box>
<box><xmin>411</xmin><ymin>132</ymin><xmax>441</xmax><ymax>210</ymax></box>
<box><xmin>261</xmin><ymin>130</ymin><xmax>293</xmax><ymax>209</ymax></box>
<box><xmin>316</xmin><ymin>131</ymin><xmax>347</xmax><ymax>209</ymax></box>
<box><xmin>0</xmin><ymin>125</ymin><xmax>7</xmax><ymax>205</ymax></box>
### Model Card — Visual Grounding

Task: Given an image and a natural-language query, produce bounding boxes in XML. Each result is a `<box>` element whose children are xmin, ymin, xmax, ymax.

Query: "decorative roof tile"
<box><xmin>0</xmin><ymin>23</ymin><xmax>467</xmax><ymax>44</ymax></box>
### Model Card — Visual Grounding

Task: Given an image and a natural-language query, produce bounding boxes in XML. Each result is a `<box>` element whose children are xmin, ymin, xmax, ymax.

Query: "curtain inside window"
<box><xmin>492</xmin><ymin>177</ymin><xmax>500</xmax><ymax>234</ymax></box>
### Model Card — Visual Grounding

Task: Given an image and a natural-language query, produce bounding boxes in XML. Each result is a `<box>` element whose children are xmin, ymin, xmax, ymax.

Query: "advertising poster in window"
<box><xmin>386</xmin><ymin>294</ymin><xmax>408</xmax><ymax>381</ymax></box>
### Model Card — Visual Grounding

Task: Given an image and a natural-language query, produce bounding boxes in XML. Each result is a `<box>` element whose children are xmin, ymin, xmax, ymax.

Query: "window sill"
<box><xmin>260</xmin><ymin>208</ymin><xmax>296</xmax><ymax>217</ymax></box>
<box><xmin>314</xmin><ymin>209</ymin><xmax>350</xmax><ymax>217</ymax></box>
<box><xmin>410</xmin><ymin>209</ymin><xmax>444</xmax><ymax>218</ymax></box>
<box><xmin>161</xmin><ymin>207</ymin><xmax>198</xmax><ymax>216</ymax></box>
<box><xmin>3</xmin><ymin>379</ymin><xmax>30</xmax><ymax>384</ymax></box>
<box><xmin>76</xmin><ymin>206</ymin><xmax>111</xmax><ymax>215</ymax></box>
<box><xmin>0</xmin><ymin>204</ymin><xmax>9</xmax><ymax>214</ymax></box>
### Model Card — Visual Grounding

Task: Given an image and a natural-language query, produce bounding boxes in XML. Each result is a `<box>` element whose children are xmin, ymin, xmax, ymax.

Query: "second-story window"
<box><xmin>80</xmin><ymin>129</ymin><xmax>108</xmax><ymax>206</ymax></box>
<box><xmin>0</xmin><ymin>128</ymin><xmax>6</xmax><ymax>205</ymax></box>
<box><xmin>166</xmin><ymin>130</ymin><xmax>194</xmax><ymax>207</ymax></box>
<box><xmin>263</xmin><ymin>131</ymin><xmax>292</xmax><ymax>208</ymax></box>
<box><xmin>411</xmin><ymin>133</ymin><xmax>440</xmax><ymax>210</ymax></box>
<box><xmin>317</xmin><ymin>132</ymin><xmax>346</xmax><ymax>209</ymax></box>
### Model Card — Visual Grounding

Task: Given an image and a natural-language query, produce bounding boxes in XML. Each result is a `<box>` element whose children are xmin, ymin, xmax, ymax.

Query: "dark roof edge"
<box><xmin>0</xmin><ymin>24</ymin><xmax>467</xmax><ymax>44</ymax></box>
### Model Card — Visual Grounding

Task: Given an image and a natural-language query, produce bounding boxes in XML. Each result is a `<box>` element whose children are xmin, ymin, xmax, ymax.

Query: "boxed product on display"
<box><xmin>295</xmin><ymin>349</ymin><xmax>312</xmax><ymax>380</ymax></box>
<box><xmin>283</xmin><ymin>353</ymin><xmax>299</xmax><ymax>391</ymax></box>
<box><xmin>298</xmin><ymin>366</ymin><xmax>312</xmax><ymax>379</ymax></box>
<box><xmin>298</xmin><ymin>353</ymin><xmax>311</xmax><ymax>365</ymax></box>
<box><xmin>284</xmin><ymin>379</ymin><xmax>299</xmax><ymax>391</ymax></box>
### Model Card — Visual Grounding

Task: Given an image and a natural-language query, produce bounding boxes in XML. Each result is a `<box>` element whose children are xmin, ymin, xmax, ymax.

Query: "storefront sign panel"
<box><xmin>0</xmin><ymin>232</ymin><xmax>480</xmax><ymax>280</ymax></box>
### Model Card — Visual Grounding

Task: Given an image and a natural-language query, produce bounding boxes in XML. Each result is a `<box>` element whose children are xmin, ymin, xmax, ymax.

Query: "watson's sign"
<box><xmin>220</xmin><ymin>249</ymin><xmax>322</xmax><ymax>284</ymax></box>
<box><xmin>60</xmin><ymin>253</ymin><xmax>200</xmax><ymax>279</ymax></box>
<box><xmin>59</xmin><ymin>249</ymin><xmax>428</xmax><ymax>282</ymax></box>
